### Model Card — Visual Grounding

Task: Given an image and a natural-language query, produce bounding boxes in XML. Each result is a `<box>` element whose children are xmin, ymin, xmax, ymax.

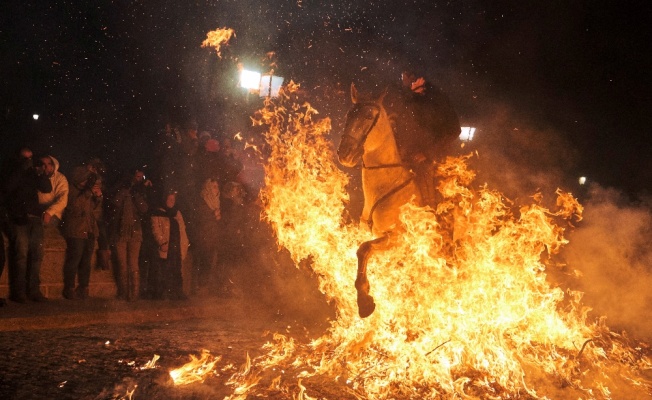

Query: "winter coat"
<box><xmin>107</xmin><ymin>186</ymin><xmax>148</xmax><ymax>243</ymax></box>
<box><xmin>4</xmin><ymin>163</ymin><xmax>52</xmax><ymax>224</ymax></box>
<box><xmin>37</xmin><ymin>156</ymin><xmax>69</xmax><ymax>220</ymax></box>
<box><xmin>62</xmin><ymin>165</ymin><xmax>103</xmax><ymax>239</ymax></box>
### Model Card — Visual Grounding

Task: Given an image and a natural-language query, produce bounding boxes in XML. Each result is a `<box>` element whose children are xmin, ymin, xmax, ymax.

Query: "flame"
<box><xmin>225</xmin><ymin>83</ymin><xmax>651</xmax><ymax>398</ymax></box>
<box><xmin>169</xmin><ymin>349</ymin><xmax>221</xmax><ymax>386</ymax></box>
<box><xmin>225</xmin><ymin>352</ymin><xmax>261</xmax><ymax>400</ymax></box>
<box><xmin>140</xmin><ymin>354</ymin><xmax>159</xmax><ymax>370</ymax></box>
<box><xmin>201</xmin><ymin>27</ymin><xmax>235</xmax><ymax>58</ymax></box>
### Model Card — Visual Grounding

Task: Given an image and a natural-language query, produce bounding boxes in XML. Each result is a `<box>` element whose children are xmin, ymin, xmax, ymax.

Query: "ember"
<box><xmin>140</xmin><ymin>354</ymin><xmax>160</xmax><ymax>370</ymax></box>
<box><xmin>217</xmin><ymin>83</ymin><xmax>652</xmax><ymax>399</ymax></box>
<box><xmin>201</xmin><ymin>27</ymin><xmax>235</xmax><ymax>58</ymax></box>
<box><xmin>169</xmin><ymin>349</ymin><xmax>221</xmax><ymax>386</ymax></box>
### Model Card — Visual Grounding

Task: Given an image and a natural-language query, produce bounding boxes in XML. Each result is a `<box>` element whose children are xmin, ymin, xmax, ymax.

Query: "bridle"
<box><xmin>341</xmin><ymin>102</ymin><xmax>381</xmax><ymax>155</ymax></box>
<box><xmin>342</xmin><ymin>102</ymin><xmax>415</xmax><ymax>231</ymax></box>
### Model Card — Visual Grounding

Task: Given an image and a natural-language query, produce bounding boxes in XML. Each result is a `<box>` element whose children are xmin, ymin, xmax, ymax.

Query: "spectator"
<box><xmin>3</xmin><ymin>149</ymin><xmax>53</xmax><ymax>302</ymax></box>
<box><xmin>37</xmin><ymin>155</ymin><xmax>69</xmax><ymax>227</ymax></box>
<box><xmin>150</xmin><ymin>190</ymin><xmax>189</xmax><ymax>300</ymax></box>
<box><xmin>61</xmin><ymin>158</ymin><xmax>104</xmax><ymax>300</ymax></box>
<box><xmin>195</xmin><ymin>135</ymin><xmax>221</xmax><ymax>186</ymax></box>
<box><xmin>163</xmin><ymin>121</ymin><xmax>200</xmax><ymax>264</ymax></box>
<box><xmin>0</xmin><ymin>192</ymin><xmax>6</xmax><ymax>306</ymax></box>
<box><xmin>107</xmin><ymin>169</ymin><xmax>150</xmax><ymax>300</ymax></box>
<box><xmin>0</xmin><ymin>148</ymin><xmax>26</xmax><ymax>306</ymax></box>
<box><xmin>193</xmin><ymin>178</ymin><xmax>221</xmax><ymax>296</ymax></box>
<box><xmin>215</xmin><ymin>135</ymin><xmax>244</xmax><ymax>189</ymax></box>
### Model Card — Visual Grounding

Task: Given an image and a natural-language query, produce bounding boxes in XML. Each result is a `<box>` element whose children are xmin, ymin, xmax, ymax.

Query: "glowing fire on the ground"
<box><xmin>201</xmin><ymin>27</ymin><xmax>235</xmax><ymax>58</ymax></box>
<box><xmin>215</xmin><ymin>82</ymin><xmax>651</xmax><ymax>399</ymax></box>
<box><xmin>169</xmin><ymin>349</ymin><xmax>221</xmax><ymax>385</ymax></box>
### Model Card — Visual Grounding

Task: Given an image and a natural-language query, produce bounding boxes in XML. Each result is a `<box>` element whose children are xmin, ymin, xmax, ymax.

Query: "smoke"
<box><xmin>460</xmin><ymin>100</ymin><xmax>580</xmax><ymax>209</ymax></box>
<box><xmin>210</xmin><ymin>201</ymin><xmax>336</xmax><ymax>327</ymax></box>
<box><xmin>560</xmin><ymin>185</ymin><xmax>652</xmax><ymax>340</ymax></box>
<box><xmin>448</xmin><ymin>97</ymin><xmax>652</xmax><ymax>341</ymax></box>
<box><xmin>229</xmin><ymin>244</ymin><xmax>336</xmax><ymax>327</ymax></box>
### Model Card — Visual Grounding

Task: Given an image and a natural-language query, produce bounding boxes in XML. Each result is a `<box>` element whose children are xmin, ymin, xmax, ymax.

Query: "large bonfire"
<box><xmin>175</xmin><ymin>81</ymin><xmax>652</xmax><ymax>399</ymax></box>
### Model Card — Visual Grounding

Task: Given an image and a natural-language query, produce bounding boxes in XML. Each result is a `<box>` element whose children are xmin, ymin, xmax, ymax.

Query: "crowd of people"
<box><xmin>0</xmin><ymin>122</ymin><xmax>263</xmax><ymax>305</ymax></box>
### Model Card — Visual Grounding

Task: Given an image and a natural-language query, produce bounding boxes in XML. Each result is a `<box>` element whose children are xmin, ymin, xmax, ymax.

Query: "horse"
<box><xmin>337</xmin><ymin>83</ymin><xmax>423</xmax><ymax>318</ymax></box>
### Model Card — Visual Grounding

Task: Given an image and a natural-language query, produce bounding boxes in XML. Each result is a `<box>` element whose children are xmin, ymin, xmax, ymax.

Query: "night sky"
<box><xmin>1</xmin><ymin>1</ymin><xmax>650</xmax><ymax>196</ymax></box>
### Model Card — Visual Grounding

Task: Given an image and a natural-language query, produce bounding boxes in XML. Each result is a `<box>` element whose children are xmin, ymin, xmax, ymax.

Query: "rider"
<box><xmin>386</xmin><ymin>71</ymin><xmax>461</xmax><ymax>207</ymax></box>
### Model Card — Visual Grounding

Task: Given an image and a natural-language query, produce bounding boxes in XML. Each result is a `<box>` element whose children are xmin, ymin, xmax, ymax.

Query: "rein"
<box><xmin>363</xmin><ymin>172</ymin><xmax>415</xmax><ymax>231</ymax></box>
<box><xmin>362</xmin><ymin>162</ymin><xmax>404</xmax><ymax>170</ymax></box>
<box><xmin>341</xmin><ymin>102</ymin><xmax>381</xmax><ymax>149</ymax></box>
<box><xmin>344</xmin><ymin>101</ymin><xmax>415</xmax><ymax>231</ymax></box>
<box><xmin>353</xmin><ymin>103</ymin><xmax>407</xmax><ymax>171</ymax></box>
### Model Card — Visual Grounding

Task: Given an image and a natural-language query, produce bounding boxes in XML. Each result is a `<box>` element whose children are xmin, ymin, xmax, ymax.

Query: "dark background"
<box><xmin>1</xmin><ymin>0</ymin><xmax>650</xmax><ymax>196</ymax></box>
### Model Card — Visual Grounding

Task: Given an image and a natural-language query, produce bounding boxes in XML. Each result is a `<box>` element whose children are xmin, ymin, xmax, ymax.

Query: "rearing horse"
<box><xmin>338</xmin><ymin>84</ymin><xmax>423</xmax><ymax>318</ymax></box>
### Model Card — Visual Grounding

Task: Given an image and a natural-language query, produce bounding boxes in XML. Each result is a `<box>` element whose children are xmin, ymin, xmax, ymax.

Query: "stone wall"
<box><xmin>1</xmin><ymin>227</ymin><xmax>192</xmax><ymax>299</ymax></box>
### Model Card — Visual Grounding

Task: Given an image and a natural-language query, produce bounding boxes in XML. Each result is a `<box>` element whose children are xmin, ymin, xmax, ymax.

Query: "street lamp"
<box><xmin>240</xmin><ymin>69</ymin><xmax>262</xmax><ymax>90</ymax></box>
<box><xmin>459</xmin><ymin>126</ymin><xmax>476</xmax><ymax>141</ymax></box>
<box><xmin>239</xmin><ymin>68</ymin><xmax>284</xmax><ymax>98</ymax></box>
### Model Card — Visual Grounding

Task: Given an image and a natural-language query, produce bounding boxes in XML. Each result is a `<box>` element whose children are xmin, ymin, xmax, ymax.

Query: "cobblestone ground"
<box><xmin>0</xmin><ymin>305</ymin><xmax>347</xmax><ymax>400</ymax></box>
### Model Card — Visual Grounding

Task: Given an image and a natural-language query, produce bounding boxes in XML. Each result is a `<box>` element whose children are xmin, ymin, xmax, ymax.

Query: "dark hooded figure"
<box><xmin>149</xmin><ymin>190</ymin><xmax>189</xmax><ymax>300</ymax></box>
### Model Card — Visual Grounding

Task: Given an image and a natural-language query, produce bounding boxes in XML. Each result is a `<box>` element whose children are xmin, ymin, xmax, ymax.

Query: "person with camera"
<box><xmin>61</xmin><ymin>158</ymin><xmax>105</xmax><ymax>300</ymax></box>
<box><xmin>3</xmin><ymin>149</ymin><xmax>53</xmax><ymax>302</ymax></box>
<box><xmin>107</xmin><ymin>169</ymin><xmax>150</xmax><ymax>300</ymax></box>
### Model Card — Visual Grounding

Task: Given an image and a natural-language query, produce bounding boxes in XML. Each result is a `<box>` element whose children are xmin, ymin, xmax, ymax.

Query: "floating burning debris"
<box><xmin>201</xmin><ymin>27</ymin><xmax>235</xmax><ymax>58</ymax></box>
<box><xmin>213</xmin><ymin>82</ymin><xmax>651</xmax><ymax>399</ymax></box>
<box><xmin>140</xmin><ymin>354</ymin><xmax>160</xmax><ymax>370</ymax></box>
<box><xmin>169</xmin><ymin>349</ymin><xmax>221</xmax><ymax>386</ymax></box>
<box><xmin>117</xmin><ymin>354</ymin><xmax>160</xmax><ymax>371</ymax></box>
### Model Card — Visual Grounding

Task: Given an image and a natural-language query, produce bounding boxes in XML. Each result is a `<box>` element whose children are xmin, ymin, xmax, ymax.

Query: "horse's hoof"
<box><xmin>357</xmin><ymin>293</ymin><xmax>376</xmax><ymax>318</ymax></box>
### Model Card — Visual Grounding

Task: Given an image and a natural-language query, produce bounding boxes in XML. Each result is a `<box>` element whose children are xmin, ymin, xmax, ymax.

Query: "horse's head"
<box><xmin>337</xmin><ymin>83</ymin><xmax>388</xmax><ymax>168</ymax></box>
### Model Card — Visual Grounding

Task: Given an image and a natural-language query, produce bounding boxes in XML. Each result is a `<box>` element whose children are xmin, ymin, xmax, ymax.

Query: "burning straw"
<box><xmin>170</xmin><ymin>350</ymin><xmax>221</xmax><ymax>386</ymax></box>
<box><xmin>169</xmin><ymin>81</ymin><xmax>648</xmax><ymax>399</ymax></box>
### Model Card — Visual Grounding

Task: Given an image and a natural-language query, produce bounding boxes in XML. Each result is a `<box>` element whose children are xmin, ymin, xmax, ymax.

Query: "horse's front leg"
<box><xmin>355</xmin><ymin>235</ymin><xmax>388</xmax><ymax>318</ymax></box>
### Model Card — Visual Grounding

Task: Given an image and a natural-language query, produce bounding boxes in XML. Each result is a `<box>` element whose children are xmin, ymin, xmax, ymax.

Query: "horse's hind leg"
<box><xmin>355</xmin><ymin>235</ymin><xmax>388</xmax><ymax>318</ymax></box>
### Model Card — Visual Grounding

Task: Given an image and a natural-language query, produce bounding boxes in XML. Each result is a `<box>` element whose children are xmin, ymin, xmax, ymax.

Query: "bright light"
<box><xmin>240</xmin><ymin>69</ymin><xmax>261</xmax><ymax>90</ymax></box>
<box><xmin>260</xmin><ymin>75</ymin><xmax>284</xmax><ymax>98</ymax></box>
<box><xmin>459</xmin><ymin>126</ymin><xmax>476</xmax><ymax>141</ymax></box>
<box><xmin>579</xmin><ymin>176</ymin><xmax>587</xmax><ymax>185</ymax></box>
<box><xmin>32</xmin><ymin>114</ymin><xmax>39</xmax><ymax>120</ymax></box>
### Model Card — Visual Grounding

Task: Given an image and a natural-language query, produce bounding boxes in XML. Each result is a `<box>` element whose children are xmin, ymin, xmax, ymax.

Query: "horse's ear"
<box><xmin>351</xmin><ymin>83</ymin><xmax>359</xmax><ymax>104</ymax></box>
